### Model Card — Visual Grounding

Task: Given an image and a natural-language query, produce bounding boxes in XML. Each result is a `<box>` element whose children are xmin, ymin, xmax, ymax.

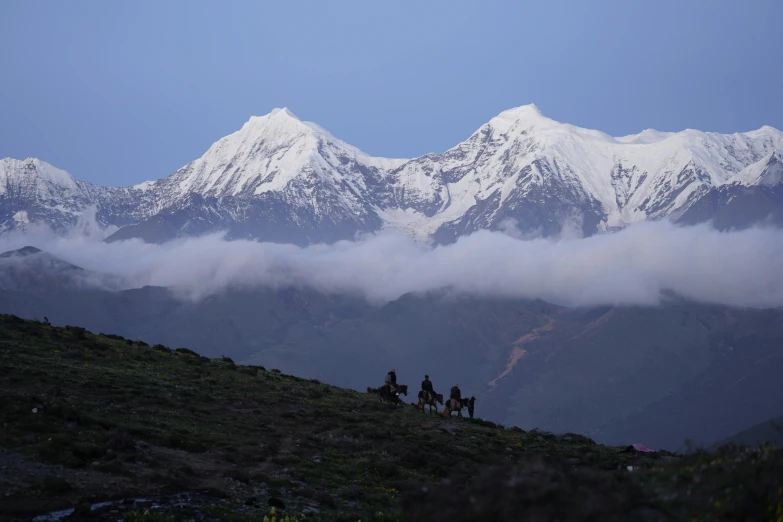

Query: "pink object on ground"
<box><xmin>632</xmin><ymin>443</ymin><xmax>654</xmax><ymax>452</ymax></box>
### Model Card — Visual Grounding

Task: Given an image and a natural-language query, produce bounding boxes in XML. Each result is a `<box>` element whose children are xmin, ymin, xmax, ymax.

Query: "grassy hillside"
<box><xmin>0</xmin><ymin>315</ymin><xmax>782</xmax><ymax>521</ymax></box>
<box><xmin>5</xmin><ymin>281</ymin><xmax>783</xmax><ymax>450</ymax></box>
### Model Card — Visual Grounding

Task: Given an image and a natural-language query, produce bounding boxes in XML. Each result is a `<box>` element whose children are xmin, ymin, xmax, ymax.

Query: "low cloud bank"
<box><xmin>1</xmin><ymin>219</ymin><xmax>782</xmax><ymax>308</ymax></box>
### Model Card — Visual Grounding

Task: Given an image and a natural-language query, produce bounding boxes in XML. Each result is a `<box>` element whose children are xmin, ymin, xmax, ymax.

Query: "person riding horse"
<box><xmin>422</xmin><ymin>374</ymin><xmax>435</xmax><ymax>396</ymax></box>
<box><xmin>384</xmin><ymin>368</ymin><xmax>398</xmax><ymax>394</ymax></box>
<box><xmin>443</xmin><ymin>383</ymin><xmax>467</xmax><ymax>417</ymax></box>
<box><xmin>418</xmin><ymin>374</ymin><xmax>442</xmax><ymax>412</ymax></box>
<box><xmin>450</xmin><ymin>383</ymin><xmax>462</xmax><ymax>404</ymax></box>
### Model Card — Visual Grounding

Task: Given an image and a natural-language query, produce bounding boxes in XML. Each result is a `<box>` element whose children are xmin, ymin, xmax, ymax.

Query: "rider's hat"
<box><xmin>454</xmin><ymin>383</ymin><xmax>459</xmax><ymax>387</ymax></box>
<box><xmin>425</xmin><ymin>374</ymin><xmax>429</xmax><ymax>378</ymax></box>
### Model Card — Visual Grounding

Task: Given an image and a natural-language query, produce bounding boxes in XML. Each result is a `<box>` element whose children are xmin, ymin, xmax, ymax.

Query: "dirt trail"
<box><xmin>487</xmin><ymin>317</ymin><xmax>555</xmax><ymax>388</ymax></box>
<box><xmin>568</xmin><ymin>308</ymin><xmax>616</xmax><ymax>340</ymax></box>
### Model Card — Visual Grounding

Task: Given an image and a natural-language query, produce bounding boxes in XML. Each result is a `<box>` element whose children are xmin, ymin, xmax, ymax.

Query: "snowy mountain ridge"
<box><xmin>380</xmin><ymin>104</ymin><xmax>783</xmax><ymax>240</ymax></box>
<box><xmin>147</xmin><ymin>107</ymin><xmax>406</xmax><ymax>200</ymax></box>
<box><xmin>2</xmin><ymin>105</ymin><xmax>782</xmax><ymax>242</ymax></box>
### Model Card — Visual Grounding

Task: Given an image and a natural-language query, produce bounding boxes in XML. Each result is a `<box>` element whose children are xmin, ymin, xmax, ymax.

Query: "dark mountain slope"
<box><xmin>1</xmin><ymin>315</ymin><xmax>781</xmax><ymax>521</ymax></box>
<box><xmin>2</xmin><ymin>278</ymin><xmax>782</xmax><ymax>451</ymax></box>
<box><xmin>479</xmin><ymin>302</ymin><xmax>783</xmax><ymax>449</ymax></box>
<box><xmin>0</xmin><ymin>285</ymin><xmax>372</xmax><ymax>359</ymax></box>
<box><xmin>723</xmin><ymin>415</ymin><xmax>783</xmax><ymax>447</ymax></box>
<box><xmin>242</xmin><ymin>292</ymin><xmax>562</xmax><ymax>394</ymax></box>
<box><xmin>597</xmin><ymin>327</ymin><xmax>783</xmax><ymax>449</ymax></box>
<box><xmin>0</xmin><ymin>246</ymin><xmax>122</xmax><ymax>292</ymax></box>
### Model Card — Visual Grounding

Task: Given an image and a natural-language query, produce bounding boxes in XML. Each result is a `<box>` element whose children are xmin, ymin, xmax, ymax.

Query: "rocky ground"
<box><xmin>0</xmin><ymin>314</ymin><xmax>781</xmax><ymax>521</ymax></box>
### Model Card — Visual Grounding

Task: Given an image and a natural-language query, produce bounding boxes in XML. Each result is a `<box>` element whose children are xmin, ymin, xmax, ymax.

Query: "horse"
<box><xmin>442</xmin><ymin>396</ymin><xmax>477</xmax><ymax>418</ymax></box>
<box><xmin>417</xmin><ymin>390</ymin><xmax>443</xmax><ymax>412</ymax></box>
<box><xmin>378</xmin><ymin>383</ymin><xmax>408</xmax><ymax>404</ymax></box>
<box><xmin>464</xmin><ymin>396</ymin><xmax>476</xmax><ymax>419</ymax></box>
<box><xmin>442</xmin><ymin>397</ymin><xmax>464</xmax><ymax>418</ymax></box>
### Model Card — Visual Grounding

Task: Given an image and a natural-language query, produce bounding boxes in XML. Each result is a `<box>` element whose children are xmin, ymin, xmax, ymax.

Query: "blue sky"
<box><xmin>1</xmin><ymin>0</ymin><xmax>781</xmax><ymax>186</ymax></box>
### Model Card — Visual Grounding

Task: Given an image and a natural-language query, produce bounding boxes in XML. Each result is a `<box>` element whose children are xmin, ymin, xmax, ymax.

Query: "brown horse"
<box><xmin>378</xmin><ymin>383</ymin><xmax>408</xmax><ymax>404</ymax></box>
<box><xmin>442</xmin><ymin>396</ymin><xmax>477</xmax><ymax>418</ymax></box>
<box><xmin>417</xmin><ymin>390</ymin><xmax>443</xmax><ymax>412</ymax></box>
<box><xmin>442</xmin><ymin>397</ymin><xmax>463</xmax><ymax>418</ymax></box>
<box><xmin>464</xmin><ymin>396</ymin><xmax>476</xmax><ymax>419</ymax></box>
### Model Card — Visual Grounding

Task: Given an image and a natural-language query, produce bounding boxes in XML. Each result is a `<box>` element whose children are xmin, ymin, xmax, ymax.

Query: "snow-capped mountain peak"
<box><xmin>745</xmin><ymin>125</ymin><xmax>782</xmax><ymax>138</ymax></box>
<box><xmin>615</xmin><ymin>129</ymin><xmax>675</xmax><ymax>145</ymax></box>
<box><xmin>163</xmin><ymin>108</ymin><xmax>406</xmax><ymax>201</ymax></box>
<box><xmin>0</xmin><ymin>157</ymin><xmax>80</xmax><ymax>197</ymax></box>
<box><xmin>382</xmin><ymin>105</ymin><xmax>783</xmax><ymax>240</ymax></box>
<box><xmin>269</xmin><ymin>106</ymin><xmax>298</xmax><ymax>118</ymax></box>
<box><xmin>730</xmin><ymin>151</ymin><xmax>783</xmax><ymax>187</ymax></box>
<box><xmin>482</xmin><ymin>103</ymin><xmax>582</xmax><ymax>139</ymax></box>
<box><xmin>489</xmin><ymin>103</ymin><xmax>545</xmax><ymax>125</ymax></box>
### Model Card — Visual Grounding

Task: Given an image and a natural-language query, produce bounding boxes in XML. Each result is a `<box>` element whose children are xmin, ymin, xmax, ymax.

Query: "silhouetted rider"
<box><xmin>422</xmin><ymin>374</ymin><xmax>434</xmax><ymax>396</ymax></box>
<box><xmin>385</xmin><ymin>368</ymin><xmax>398</xmax><ymax>394</ymax></box>
<box><xmin>450</xmin><ymin>383</ymin><xmax>462</xmax><ymax>406</ymax></box>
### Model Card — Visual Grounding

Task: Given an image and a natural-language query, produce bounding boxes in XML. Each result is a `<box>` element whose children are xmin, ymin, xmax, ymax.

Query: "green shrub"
<box><xmin>37</xmin><ymin>475</ymin><xmax>72</xmax><ymax>493</ymax></box>
<box><xmin>560</xmin><ymin>432</ymin><xmax>596</xmax><ymax>445</ymax></box>
<box><xmin>123</xmin><ymin>510</ymin><xmax>176</xmax><ymax>522</ymax></box>
<box><xmin>72</xmin><ymin>442</ymin><xmax>103</xmax><ymax>461</ymax></box>
<box><xmin>222</xmin><ymin>468</ymin><xmax>250</xmax><ymax>483</ymax></box>
<box><xmin>363</xmin><ymin>512</ymin><xmax>404</xmax><ymax>522</ymax></box>
<box><xmin>373</xmin><ymin>460</ymin><xmax>400</xmax><ymax>478</ymax></box>
<box><xmin>65</xmin><ymin>326</ymin><xmax>87</xmax><ymax>338</ymax></box>
<box><xmin>261</xmin><ymin>506</ymin><xmax>300</xmax><ymax>522</ymax></box>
